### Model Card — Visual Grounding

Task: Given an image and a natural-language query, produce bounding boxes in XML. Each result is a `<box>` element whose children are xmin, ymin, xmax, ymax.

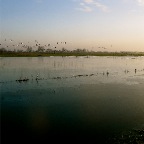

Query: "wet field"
<box><xmin>1</xmin><ymin>56</ymin><xmax>144</xmax><ymax>143</ymax></box>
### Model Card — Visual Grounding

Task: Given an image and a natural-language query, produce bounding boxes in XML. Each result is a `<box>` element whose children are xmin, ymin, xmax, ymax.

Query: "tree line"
<box><xmin>0</xmin><ymin>46</ymin><xmax>90</xmax><ymax>54</ymax></box>
<box><xmin>0</xmin><ymin>46</ymin><xmax>144</xmax><ymax>56</ymax></box>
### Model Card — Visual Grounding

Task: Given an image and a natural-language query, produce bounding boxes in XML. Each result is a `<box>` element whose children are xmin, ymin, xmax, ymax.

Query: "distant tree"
<box><xmin>26</xmin><ymin>47</ymin><xmax>33</xmax><ymax>52</ymax></box>
<box><xmin>75</xmin><ymin>48</ymin><xmax>81</xmax><ymax>53</ymax></box>
<box><xmin>0</xmin><ymin>48</ymin><xmax>7</xmax><ymax>53</ymax></box>
<box><xmin>62</xmin><ymin>47</ymin><xmax>68</xmax><ymax>53</ymax></box>
<box><xmin>17</xmin><ymin>49</ymin><xmax>23</xmax><ymax>52</ymax></box>
<box><xmin>45</xmin><ymin>48</ymin><xmax>53</xmax><ymax>53</ymax></box>
<box><xmin>37</xmin><ymin>46</ymin><xmax>45</xmax><ymax>52</ymax></box>
<box><xmin>82</xmin><ymin>49</ymin><xmax>87</xmax><ymax>52</ymax></box>
<box><xmin>13</xmin><ymin>49</ymin><xmax>16</xmax><ymax>53</ymax></box>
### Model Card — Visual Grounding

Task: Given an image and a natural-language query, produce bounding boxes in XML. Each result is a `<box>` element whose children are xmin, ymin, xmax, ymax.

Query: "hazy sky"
<box><xmin>0</xmin><ymin>0</ymin><xmax>144</xmax><ymax>51</ymax></box>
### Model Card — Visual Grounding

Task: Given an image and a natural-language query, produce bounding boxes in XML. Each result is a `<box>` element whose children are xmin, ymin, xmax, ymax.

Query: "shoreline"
<box><xmin>0</xmin><ymin>52</ymin><xmax>144</xmax><ymax>57</ymax></box>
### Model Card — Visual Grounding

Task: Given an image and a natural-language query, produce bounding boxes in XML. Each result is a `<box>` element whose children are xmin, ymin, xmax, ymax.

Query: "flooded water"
<box><xmin>1</xmin><ymin>56</ymin><xmax>144</xmax><ymax>143</ymax></box>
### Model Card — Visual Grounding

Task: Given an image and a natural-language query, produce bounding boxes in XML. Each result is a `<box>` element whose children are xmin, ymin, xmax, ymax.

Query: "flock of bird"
<box><xmin>0</xmin><ymin>38</ymin><xmax>112</xmax><ymax>51</ymax></box>
<box><xmin>0</xmin><ymin>38</ymin><xmax>67</xmax><ymax>50</ymax></box>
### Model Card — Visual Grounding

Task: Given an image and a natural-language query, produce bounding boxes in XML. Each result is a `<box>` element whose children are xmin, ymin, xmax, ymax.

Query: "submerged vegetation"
<box><xmin>0</xmin><ymin>47</ymin><xmax>144</xmax><ymax>57</ymax></box>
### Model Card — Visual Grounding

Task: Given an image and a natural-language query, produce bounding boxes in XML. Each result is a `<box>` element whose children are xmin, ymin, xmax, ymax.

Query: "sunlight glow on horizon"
<box><xmin>0</xmin><ymin>0</ymin><xmax>144</xmax><ymax>52</ymax></box>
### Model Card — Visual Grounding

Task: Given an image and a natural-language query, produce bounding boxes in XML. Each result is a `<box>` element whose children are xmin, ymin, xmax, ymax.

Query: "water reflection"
<box><xmin>1</xmin><ymin>56</ymin><xmax>144</xmax><ymax>143</ymax></box>
<box><xmin>0</xmin><ymin>56</ymin><xmax>144</xmax><ymax>84</ymax></box>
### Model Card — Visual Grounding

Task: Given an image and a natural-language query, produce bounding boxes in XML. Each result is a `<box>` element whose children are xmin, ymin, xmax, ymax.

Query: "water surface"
<box><xmin>1</xmin><ymin>56</ymin><xmax>144</xmax><ymax>143</ymax></box>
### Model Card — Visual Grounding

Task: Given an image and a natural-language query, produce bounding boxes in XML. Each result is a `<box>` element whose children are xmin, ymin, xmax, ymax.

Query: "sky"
<box><xmin>0</xmin><ymin>0</ymin><xmax>144</xmax><ymax>52</ymax></box>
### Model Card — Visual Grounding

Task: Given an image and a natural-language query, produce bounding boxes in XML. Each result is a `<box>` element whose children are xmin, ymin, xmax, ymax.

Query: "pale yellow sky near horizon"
<box><xmin>1</xmin><ymin>0</ymin><xmax>144</xmax><ymax>52</ymax></box>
